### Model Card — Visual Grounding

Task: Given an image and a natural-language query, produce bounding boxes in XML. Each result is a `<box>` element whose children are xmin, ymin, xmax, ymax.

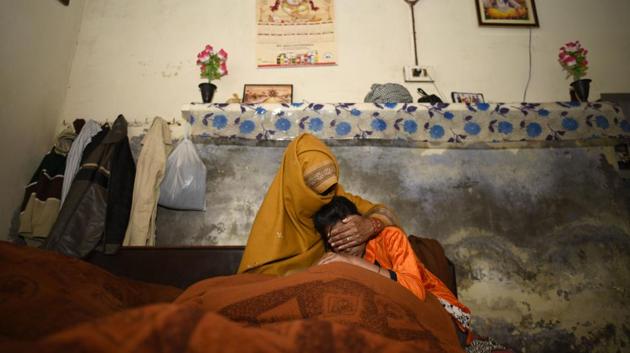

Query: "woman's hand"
<box><xmin>328</xmin><ymin>215</ymin><xmax>375</xmax><ymax>252</ymax></box>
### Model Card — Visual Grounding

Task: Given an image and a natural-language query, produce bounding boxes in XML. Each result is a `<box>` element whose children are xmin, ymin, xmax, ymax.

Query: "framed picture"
<box><xmin>475</xmin><ymin>0</ymin><xmax>539</xmax><ymax>27</ymax></box>
<box><xmin>242</xmin><ymin>84</ymin><xmax>293</xmax><ymax>104</ymax></box>
<box><xmin>451</xmin><ymin>92</ymin><xmax>485</xmax><ymax>104</ymax></box>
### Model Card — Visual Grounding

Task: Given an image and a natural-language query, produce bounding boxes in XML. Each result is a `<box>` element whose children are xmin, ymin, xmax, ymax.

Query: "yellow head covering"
<box><xmin>238</xmin><ymin>133</ymin><xmax>389</xmax><ymax>275</ymax></box>
<box><xmin>237</xmin><ymin>134</ymin><xmax>337</xmax><ymax>275</ymax></box>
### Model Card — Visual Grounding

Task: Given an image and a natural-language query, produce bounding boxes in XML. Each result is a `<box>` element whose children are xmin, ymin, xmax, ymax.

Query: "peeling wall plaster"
<box><xmin>132</xmin><ymin>140</ymin><xmax>630</xmax><ymax>352</ymax></box>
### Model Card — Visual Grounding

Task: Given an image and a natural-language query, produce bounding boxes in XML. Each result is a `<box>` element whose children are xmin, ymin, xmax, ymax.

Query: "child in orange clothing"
<box><xmin>314</xmin><ymin>196</ymin><xmax>472</xmax><ymax>344</ymax></box>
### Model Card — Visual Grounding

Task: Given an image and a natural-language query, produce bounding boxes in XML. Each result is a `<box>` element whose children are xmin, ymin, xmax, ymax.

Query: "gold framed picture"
<box><xmin>242</xmin><ymin>84</ymin><xmax>293</xmax><ymax>104</ymax></box>
<box><xmin>451</xmin><ymin>92</ymin><xmax>485</xmax><ymax>104</ymax></box>
<box><xmin>475</xmin><ymin>0</ymin><xmax>539</xmax><ymax>27</ymax></box>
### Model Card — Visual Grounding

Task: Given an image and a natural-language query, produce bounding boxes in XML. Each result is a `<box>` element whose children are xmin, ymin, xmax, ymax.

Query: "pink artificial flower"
<box><xmin>218</xmin><ymin>49</ymin><xmax>228</xmax><ymax>60</ymax></box>
<box><xmin>219</xmin><ymin>62</ymin><xmax>228</xmax><ymax>76</ymax></box>
<box><xmin>558</xmin><ymin>40</ymin><xmax>589</xmax><ymax>80</ymax></box>
<box><xmin>205</xmin><ymin>44</ymin><xmax>214</xmax><ymax>54</ymax></box>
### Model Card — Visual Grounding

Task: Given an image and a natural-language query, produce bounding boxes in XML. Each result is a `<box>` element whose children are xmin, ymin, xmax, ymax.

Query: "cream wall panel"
<box><xmin>0</xmin><ymin>0</ymin><xmax>85</xmax><ymax>240</ymax></box>
<box><xmin>59</xmin><ymin>0</ymin><xmax>630</xmax><ymax>125</ymax></box>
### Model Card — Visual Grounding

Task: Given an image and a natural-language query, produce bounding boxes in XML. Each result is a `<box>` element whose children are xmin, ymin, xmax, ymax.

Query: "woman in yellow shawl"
<box><xmin>238</xmin><ymin>133</ymin><xmax>398</xmax><ymax>275</ymax></box>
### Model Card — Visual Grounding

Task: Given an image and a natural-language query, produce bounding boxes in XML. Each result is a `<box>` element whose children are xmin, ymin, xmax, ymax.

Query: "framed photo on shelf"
<box><xmin>475</xmin><ymin>0</ymin><xmax>539</xmax><ymax>27</ymax></box>
<box><xmin>242</xmin><ymin>84</ymin><xmax>293</xmax><ymax>104</ymax></box>
<box><xmin>451</xmin><ymin>92</ymin><xmax>485</xmax><ymax>104</ymax></box>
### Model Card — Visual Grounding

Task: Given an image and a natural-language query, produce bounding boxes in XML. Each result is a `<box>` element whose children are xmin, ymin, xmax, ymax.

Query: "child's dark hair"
<box><xmin>313</xmin><ymin>196</ymin><xmax>360</xmax><ymax>250</ymax></box>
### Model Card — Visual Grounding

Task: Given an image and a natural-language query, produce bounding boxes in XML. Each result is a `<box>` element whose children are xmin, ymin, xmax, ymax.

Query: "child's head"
<box><xmin>313</xmin><ymin>196</ymin><xmax>360</xmax><ymax>250</ymax></box>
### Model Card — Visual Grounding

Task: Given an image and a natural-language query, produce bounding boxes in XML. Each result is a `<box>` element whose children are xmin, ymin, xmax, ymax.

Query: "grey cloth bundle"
<box><xmin>364</xmin><ymin>83</ymin><xmax>413</xmax><ymax>103</ymax></box>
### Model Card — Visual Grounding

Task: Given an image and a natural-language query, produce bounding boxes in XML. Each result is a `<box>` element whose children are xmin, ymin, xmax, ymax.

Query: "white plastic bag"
<box><xmin>159</xmin><ymin>126</ymin><xmax>206</xmax><ymax>210</ymax></box>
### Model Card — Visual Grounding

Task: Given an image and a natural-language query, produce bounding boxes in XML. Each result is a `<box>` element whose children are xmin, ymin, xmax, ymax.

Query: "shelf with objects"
<box><xmin>181</xmin><ymin>101</ymin><xmax>630</xmax><ymax>148</ymax></box>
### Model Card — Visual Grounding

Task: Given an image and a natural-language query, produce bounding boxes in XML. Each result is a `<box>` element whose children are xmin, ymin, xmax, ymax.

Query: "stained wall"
<box><xmin>150</xmin><ymin>141</ymin><xmax>630</xmax><ymax>353</ymax></box>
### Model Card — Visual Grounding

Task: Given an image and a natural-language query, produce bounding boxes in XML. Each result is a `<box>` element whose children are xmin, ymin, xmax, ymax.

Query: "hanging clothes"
<box><xmin>18</xmin><ymin>123</ymin><xmax>79</xmax><ymax>245</ymax></box>
<box><xmin>45</xmin><ymin>115</ymin><xmax>135</xmax><ymax>257</ymax></box>
<box><xmin>60</xmin><ymin>120</ymin><xmax>102</xmax><ymax>206</ymax></box>
<box><xmin>123</xmin><ymin>117</ymin><xmax>172</xmax><ymax>246</ymax></box>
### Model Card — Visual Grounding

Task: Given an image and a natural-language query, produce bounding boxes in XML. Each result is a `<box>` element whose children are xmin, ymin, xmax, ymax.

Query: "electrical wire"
<box><xmin>523</xmin><ymin>28</ymin><xmax>533</xmax><ymax>102</ymax></box>
<box><xmin>432</xmin><ymin>80</ymin><xmax>446</xmax><ymax>102</ymax></box>
<box><xmin>405</xmin><ymin>0</ymin><xmax>421</xmax><ymax>65</ymax></box>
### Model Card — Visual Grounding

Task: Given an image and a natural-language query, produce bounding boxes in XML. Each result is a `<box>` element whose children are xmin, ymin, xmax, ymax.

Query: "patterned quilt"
<box><xmin>0</xmin><ymin>242</ymin><xmax>463</xmax><ymax>353</ymax></box>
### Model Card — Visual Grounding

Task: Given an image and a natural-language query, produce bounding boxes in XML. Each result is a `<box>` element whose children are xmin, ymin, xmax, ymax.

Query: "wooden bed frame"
<box><xmin>86</xmin><ymin>241</ymin><xmax>458</xmax><ymax>296</ymax></box>
<box><xmin>87</xmin><ymin>246</ymin><xmax>246</xmax><ymax>289</ymax></box>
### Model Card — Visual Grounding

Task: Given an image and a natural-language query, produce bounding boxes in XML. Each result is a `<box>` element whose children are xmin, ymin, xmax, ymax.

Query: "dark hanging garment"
<box><xmin>18</xmin><ymin>126</ymin><xmax>77</xmax><ymax>245</ymax></box>
<box><xmin>45</xmin><ymin>115</ymin><xmax>135</xmax><ymax>257</ymax></box>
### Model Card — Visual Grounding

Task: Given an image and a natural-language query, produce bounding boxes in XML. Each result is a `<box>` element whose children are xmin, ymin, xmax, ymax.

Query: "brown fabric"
<box><xmin>407</xmin><ymin>235</ymin><xmax>456</xmax><ymax>296</ymax></box>
<box><xmin>0</xmin><ymin>241</ymin><xmax>181</xmax><ymax>340</ymax></box>
<box><xmin>2</xmin><ymin>263</ymin><xmax>464</xmax><ymax>353</ymax></box>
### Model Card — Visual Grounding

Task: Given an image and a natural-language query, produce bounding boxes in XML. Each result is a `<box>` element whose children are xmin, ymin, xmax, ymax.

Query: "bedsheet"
<box><xmin>0</xmin><ymin>241</ymin><xmax>463</xmax><ymax>353</ymax></box>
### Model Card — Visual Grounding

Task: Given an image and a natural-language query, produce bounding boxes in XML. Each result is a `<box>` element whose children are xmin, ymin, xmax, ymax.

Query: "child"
<box><xmin>314</xmin><ymin>196</ymin><xmax>473</xmax><ymax>345</ymax></box>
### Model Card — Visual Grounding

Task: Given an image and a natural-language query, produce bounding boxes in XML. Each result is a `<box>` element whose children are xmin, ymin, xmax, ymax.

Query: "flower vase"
<box><xmin>570</xmin><ymin>79</ymin><xmax>591</xmax><ymax>102</ymax></box>
<box><xmin>199</xmin><ymin>83</ymin><xmax>217</xmax><ymax>103</ymax></box>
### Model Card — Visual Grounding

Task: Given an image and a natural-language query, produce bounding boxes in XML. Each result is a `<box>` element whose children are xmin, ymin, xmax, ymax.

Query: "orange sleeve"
<box><xmin>418</xmin><ymin>261</ymin><xmax>470</xmax><ymax>315</ymax></box>
<box><xmin>382</xmin><ymin>228</ymin><xmax>470</xmax><ymax>315</ymax></box>
<box><xmin>380</xmin><ymin>227</ymin><xmax>473</xmax><ymax>341</ymax></box>
<box><xmin>380</xmin><ymin>227</ymin><xmax>427</xmax><ymax>301</ymax></box>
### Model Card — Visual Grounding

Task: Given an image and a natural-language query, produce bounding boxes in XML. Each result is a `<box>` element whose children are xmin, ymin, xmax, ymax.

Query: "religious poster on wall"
<box><xmin>256</xmin><ymin>0</ymin><xmax>336</xmax><ymax>68</ymax></box>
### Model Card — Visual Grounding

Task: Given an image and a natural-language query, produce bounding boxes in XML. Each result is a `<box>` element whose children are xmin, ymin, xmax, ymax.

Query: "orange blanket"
<box><xmin>3</xmin><ymin>260</ymin><xmax>463</xmax><ymax>353</ymax></box>
<box><xmin>0</xmin><ymin>241</ymin><xmax>181</xmax><ymax>340</ymax></box>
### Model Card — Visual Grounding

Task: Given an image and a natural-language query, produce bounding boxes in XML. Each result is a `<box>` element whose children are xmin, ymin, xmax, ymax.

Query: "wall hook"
<box><xmin>168</xmin><ymin>117</ymin><xmax>182</xmax><ymax>126</ymax></box>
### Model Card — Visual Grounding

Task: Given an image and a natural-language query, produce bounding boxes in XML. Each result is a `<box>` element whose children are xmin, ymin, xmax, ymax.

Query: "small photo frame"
<box><xmin>242</xmin><ymin>84</ymin><xmax>293</xmax><ymax>104</ymax></box>
<box><xmin>451</xmin><ymin>92</ymin><xmax>485</xmax><ymax>104</ymax></box>
<box><xmin>475</xmin><ymin>0</ymin><xmax>539</xmax><ymax>27</ymax></box>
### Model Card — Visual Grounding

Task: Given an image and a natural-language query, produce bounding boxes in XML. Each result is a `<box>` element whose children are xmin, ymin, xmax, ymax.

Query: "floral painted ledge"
<box><xmin>181</xmin><ymin>101</ymin><xmax>630</xmax><ymax>148</ymax></box>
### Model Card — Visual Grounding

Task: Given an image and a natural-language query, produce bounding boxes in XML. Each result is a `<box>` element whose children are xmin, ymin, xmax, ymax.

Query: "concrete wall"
<box><xmin>3</xmin><ymin>1</ymin><xmax>630</xmax><ymax>350</ymax></box>
<box><xmin>151</xmin><ymin>141</ymin><xmax>630</xmax><ymax>353</ymax></box>
<box><xmin>0</xmin><ymin>0</ymin><xmax>85</xmax><ymax>240</ymax></box>
<box><xmin>60</xmin><ymin>0</ymin><xmax>630</xmax><ymax>124</ymax></box>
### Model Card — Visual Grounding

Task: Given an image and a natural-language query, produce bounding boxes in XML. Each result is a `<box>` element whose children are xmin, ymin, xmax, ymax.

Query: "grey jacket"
<box><xmin>45</xmin><ymin>115</ymin><xmax>135</xmax><ymax>257</ymax></box>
